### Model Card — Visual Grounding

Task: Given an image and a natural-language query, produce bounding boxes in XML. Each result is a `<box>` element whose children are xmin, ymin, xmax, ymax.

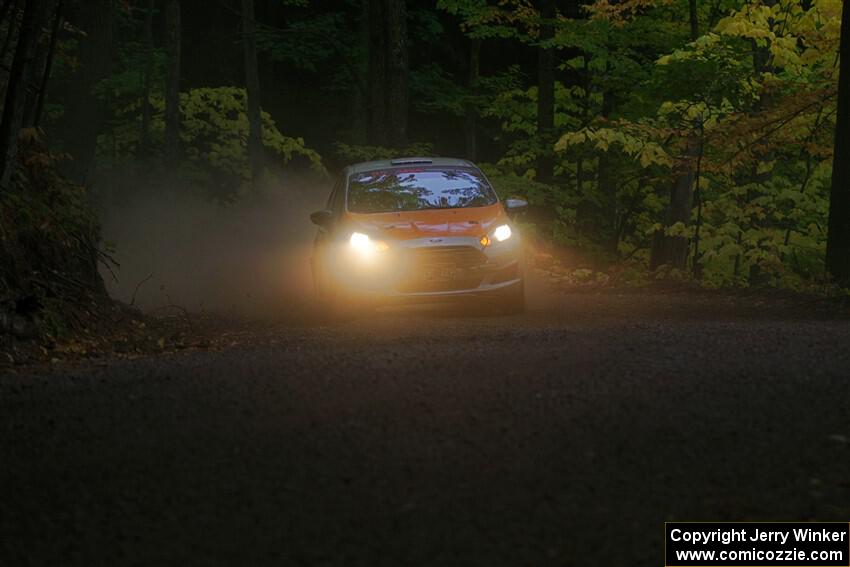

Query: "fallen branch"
<box><xmin>153</xmin><ymin>293</ymin><xmax>193</xmax><ymax>332</ymax></box>
<box><xmin>48</xmin><ymin>269</ymin><xmax>88</xmax><ymax>290</ymax></box>
<box><xmin>130</xmin><ymin>273</ymin><xmax>153</xmax><ymax>307</ymax></box>
<box><xmin>94</xmin><ymin>248</ymin><xmax>120</xmax><ymax>283</ymax></box>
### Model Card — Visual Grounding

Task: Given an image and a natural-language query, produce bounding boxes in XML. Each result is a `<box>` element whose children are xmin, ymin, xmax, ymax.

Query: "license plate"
<box><xmin>422</xmin><ymin>264</ymin><xmax>456</xmax><ymax>281</ymax></box>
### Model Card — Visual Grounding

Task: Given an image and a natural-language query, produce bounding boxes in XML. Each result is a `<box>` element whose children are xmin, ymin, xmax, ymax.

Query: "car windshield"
<box><xmin>347</xmin><ymin>168</ymin><xmax>498</xmax><ymax>213</ymax></box>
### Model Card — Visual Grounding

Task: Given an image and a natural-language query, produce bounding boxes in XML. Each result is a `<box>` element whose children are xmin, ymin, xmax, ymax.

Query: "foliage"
<box><xmin>99</xmin><ymin>87</ymin><xmax>323</xmax><ymax>199</ymax></box>
<box><xmin>18</xmin><ymin>0</ymin><xmax>848</xmax><ymax>300</ymax></box>
<box><xmin>478</xmin><ymin>0</ymin><xmax>842</xmax><ymax>286</ymax></box>
<box><xmin>0</xmin><ymin>131</ymin><xmax>105</xmax><ymax>338</ymax></box>
<box><xmin>333</xmin><ymin>142</ymin><xmax>437</xmax><ymax>164</ymax></box>
<box><xmin>255</xmin><ymin>14</ymin><xmax>345</xmax><ymax>72</ymax></box>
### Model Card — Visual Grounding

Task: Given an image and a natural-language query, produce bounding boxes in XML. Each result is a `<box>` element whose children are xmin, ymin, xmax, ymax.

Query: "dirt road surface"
<box><xmin>2</xmin><ymin>292</ymin><xmax>850</xmax><ymax>565</ymax></box>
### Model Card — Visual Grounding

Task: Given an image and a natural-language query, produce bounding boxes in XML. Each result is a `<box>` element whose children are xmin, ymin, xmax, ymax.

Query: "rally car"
<box><xmin>310</xmin><ymin>157</ymin><xmax>527</xmax><ymax>315</ymax></box>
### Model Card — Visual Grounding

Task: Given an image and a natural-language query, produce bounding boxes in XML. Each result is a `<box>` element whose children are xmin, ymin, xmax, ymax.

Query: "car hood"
<box><xmin>344</xmin><ymin>204</ymin><xmax>506</xmax><ymax>240</ymax></box>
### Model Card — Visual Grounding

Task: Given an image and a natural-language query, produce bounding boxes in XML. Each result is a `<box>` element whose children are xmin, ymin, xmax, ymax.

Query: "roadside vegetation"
<box><xmin>1</xmin><ymin>0</ymin><xmax>850</xmax><ymax>347</ymax></box>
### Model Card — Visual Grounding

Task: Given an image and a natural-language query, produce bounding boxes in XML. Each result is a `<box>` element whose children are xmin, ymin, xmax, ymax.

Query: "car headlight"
<box><xmin>350</xmin><ymin>232</ymin><xmax>372</xmax><ymax>251</ymax></box>
<box><xmin>349</xmin><ymin>232</ymin><xmax>389</xmax><ymax>255</ymax></box>
<box><xmin>480</xmin><ymin>224</ymin><xmax>513</xmax><ymax>248</ymax></box>
<box><xmin>493</xmin><ymin>224</ymin><xmax>512</xmax><ymax>242</ymax></box>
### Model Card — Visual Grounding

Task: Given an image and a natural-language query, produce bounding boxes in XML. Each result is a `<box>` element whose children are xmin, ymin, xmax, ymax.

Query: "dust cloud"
<box><xmin>97</xmin><ymin>170</ymin><xmax>328</xmax><ymax>319</ymax></box>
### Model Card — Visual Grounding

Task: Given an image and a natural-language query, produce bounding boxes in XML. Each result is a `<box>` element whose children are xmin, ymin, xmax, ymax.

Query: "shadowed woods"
<box><xmin>2</xmin><ymin>0</ymin><xmax>850</xmax><ymax>339</ymax></box>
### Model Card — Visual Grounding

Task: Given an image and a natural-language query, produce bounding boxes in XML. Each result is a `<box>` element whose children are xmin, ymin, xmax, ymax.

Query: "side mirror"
<box><xmin>505</xmin><ymin>198</ymin><xmax>528</xmax><ymax>214</ymax></box>
<box><xmin>310</xmin><ymin>209</ymin><xmax>333</xmax><ymax>226</ymax></box>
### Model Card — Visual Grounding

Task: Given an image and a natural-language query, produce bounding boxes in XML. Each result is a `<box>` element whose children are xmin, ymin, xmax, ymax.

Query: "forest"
<box><xmin>1</xmin><ymin>0</ymin><xmax>850</xmax><ymax>335</ymax></box>
<box><xmin>4</xmin><ymin>1</ymin><xmax>850</xmax><ymax>562</ymax></box>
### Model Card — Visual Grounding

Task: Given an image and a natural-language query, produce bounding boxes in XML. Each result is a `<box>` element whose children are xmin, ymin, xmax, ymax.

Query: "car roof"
<box><xmin>345</xmin><ymin>157</ymin><xmax>477</xmax><ymax>175</ymax></box>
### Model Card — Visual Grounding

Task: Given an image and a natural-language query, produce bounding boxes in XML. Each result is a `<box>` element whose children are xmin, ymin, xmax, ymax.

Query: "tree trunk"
<box><xmin>56</xmin><ymin>0</ymin><xmax>113</xmax><ymax>183</ymax></box>
<box><xmin>139</xmin><ymin>0</ymin><xmax>154</xmax><ymax>157</ymax></box>
<box><xmin>0</xmin><ymin>0</ymin><xmax>42</xmax><ymax>189</ymax></box>
<box><xmin>0</xmin><ymin>0</ymin><xmax>11</xmax><ymax>20</ymax></box>
<box><xmin>29</xmin><ymin>0</ymin><xmax>62</xmax><ymax>128</ymax></box>
<box><xmin>22</xmin><ymin>0</ymin><xmax>51</xmax><ymax>127</ymax></box>
<box><xmin>0</xmin><ymin>0</ymin><xmax>20</xmax><ymax>66</ymax></box>
<box><xmin>241</xmin><ymin>0</ymin><xmax>264</xmax><ymax>186</ymax></box>
<box><xmin>350</xmin><ymin>0</ymin><xmax>369</xmax><ymax>144</ymax></box>
<box><xmin>384</xmin><ymin>0</ymin><xmax>407</xmax><ymax>148</ymax></box>
<box><xmin>536</xmin><ymin>0</ymin><xmax>555</xmax><ymax>183</ymax></box>
<box><xmin>164</xmin><ymin>0</ymin><xmax>181</xmax><ymax>165</ymax></box>
<box><xmin>649</xmin><ymin>0</ymin><xmax>705</xmax><ymax>270</ymax></box>
<box><xmin>0</xmin><ymin>0</ymin><xmax>14</xmax><ymax>41</ymax></box>
<box><xmin>464</xmin><ymin>38</ymin><xmax>480</xmax><ymax>161</ymax></box>
<box><xmin>650</xmin><ymin>138</ymin><xmax>697</xmax><ymax>270</ymax></box>
<box><xmin>688</xmin><ymin>0</ymin><xmax>698</xmax><ymax>41</ymax></box>
<box><xmin>367</xmin><ymin>0</ymin><xmax>386</xmax><ymax>146</ymax></box>
<box><xmin>366</xmin><ymin>0</ymin><xmax>409</xmax><ymax>148</ymax></box>
<box><xmin>597</xmin><ymin>72</ymin><xmax>619</xmax><ymax>254</ymax></box>
<box><xmin>690</xmin><ymin>138</ymin><xmax>704</xmax><ymax>278</ymax></box>
<box><xmin>826</xmin><ymin>0</ymin><xmax>850</xmax><ymax>284</ymax></box>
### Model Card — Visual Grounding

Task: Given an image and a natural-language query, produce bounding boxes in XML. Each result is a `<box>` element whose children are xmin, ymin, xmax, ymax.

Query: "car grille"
<box><xmin>396</xmin><ymin>246</ymin><xmax>487</xmax><ymax>293</ymax></box>
<box><xmin>410</xmin><ymin>246</ymin><xmax>486</xmax><ymax>267</ymax></box>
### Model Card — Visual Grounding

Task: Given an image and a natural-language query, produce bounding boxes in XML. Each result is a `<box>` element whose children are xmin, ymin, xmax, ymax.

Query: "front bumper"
<box><xmin>321</xmin><ymin>235</ymin><xmax>523</xmax><ymax>302</ymax></box>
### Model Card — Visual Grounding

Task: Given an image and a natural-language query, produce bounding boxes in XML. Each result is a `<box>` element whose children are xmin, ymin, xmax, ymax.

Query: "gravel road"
<box><xmin>2</xmin><ymin>292</ymin><xmax>850</xmax><ymax>566</ymax></box>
